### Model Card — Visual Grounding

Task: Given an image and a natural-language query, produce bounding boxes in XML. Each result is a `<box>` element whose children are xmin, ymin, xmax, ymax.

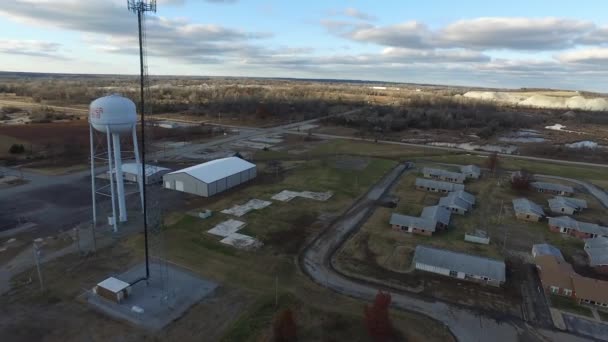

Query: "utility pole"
<box><xmin>33</xmin><ymin>241</ymin><xmax>44</xmax><ymax>292</ymax></box>
<box><xmin>275</xmin><ymin>275</ymin><xmax>278</xmax><ymax>307</ymax></box>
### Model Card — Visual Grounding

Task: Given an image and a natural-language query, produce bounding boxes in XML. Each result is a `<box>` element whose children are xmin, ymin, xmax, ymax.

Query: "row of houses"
<box><xmin>548</xmin><ymin>216</ymin><xmax>608</xmax><ymax>240</ymax></box>
<box><xmin>531</xmin><ymin>182</ymin><xmax>574</xmax><ymax>196</ymax></box>
<box><xmin>512</xmin><ymin>196</ymin><xmax>589</xmax><ymax>221</ymax></box>
<box><xmin>421</xmin><ymin>165</ymin><xmax>481</xmax><ymax>184</ymax></box>
<box><xmin>533</xmin><ymin>244</ymin><xmax>608</xmax><ymax>309</ymax></box>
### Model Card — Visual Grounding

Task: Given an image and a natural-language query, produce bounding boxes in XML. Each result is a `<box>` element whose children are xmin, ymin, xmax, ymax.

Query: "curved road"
<box><xmin>300</xmin><ymin>163</ymin><xmax>593</xmax><ymax>342</ymax></box>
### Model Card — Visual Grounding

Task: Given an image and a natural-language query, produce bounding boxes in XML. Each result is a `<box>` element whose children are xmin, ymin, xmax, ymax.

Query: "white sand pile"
<box><xmin>462</xmin><ymin>91</ymin><xmax>608</xmax><ymax>111</ymax></box>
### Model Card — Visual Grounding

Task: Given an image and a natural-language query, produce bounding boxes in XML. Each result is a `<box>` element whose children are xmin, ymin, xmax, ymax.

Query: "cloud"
<box><xmin>557</xmin><ymin>48</ymin><xmax>608</xmax><ymax>65</ymax></box>
<box><xmin>0</xmin><ymin>39</ymin><xmax>68</xmax><ymax>60</ymax></box>
<box><xmin>578</xmin><ymin>26</ymin><xmax>608</xmax><ymax>45</ymax></box>
<box><xmin>0</xmin><ymin>0</ymin><xmax>269</xmax><ymax>64</ymax></box>
<box><xmin>343</xmin><ymin>8</ymin><xmax>376</xmax><ymax>21</ymax></box>
<box><xmin>344</xmin><ymin>21</ymin><xmax>433</xmax><ymax>49</ymax></box>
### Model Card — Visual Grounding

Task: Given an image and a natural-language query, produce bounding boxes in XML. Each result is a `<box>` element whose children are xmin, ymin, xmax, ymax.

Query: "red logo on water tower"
<box><xmin>91</xmin><ymin>107</ymin><xmax>104</xmax><ymax>119</ymax></box>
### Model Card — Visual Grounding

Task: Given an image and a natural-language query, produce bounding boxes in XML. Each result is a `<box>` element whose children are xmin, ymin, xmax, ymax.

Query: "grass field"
<box><xmin>599</xmin><ymin>309</ymin><xmax>608</xmax><ymax>322</ymax></box>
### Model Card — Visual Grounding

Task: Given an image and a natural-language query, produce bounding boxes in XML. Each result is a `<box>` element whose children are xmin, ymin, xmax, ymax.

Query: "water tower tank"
<box><xmin>89</xmin><ymin>94</ymin><xmax>137</xmax><ymax>134</ymax></box>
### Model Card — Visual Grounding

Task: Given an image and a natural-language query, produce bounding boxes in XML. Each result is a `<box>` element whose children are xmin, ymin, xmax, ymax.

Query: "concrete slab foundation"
<box><xmin>271</xmin><ymin>190</ymin><xmax>333</xmax><ymax>202</ymax></box>
<box><xmin>221</xmin><ymin>199</ymin><xmax>272</xmax><ymax>217</ymax></box>
<box><xmin>83</xmin><ymin>261</ymin><xmax>218</xmax><ymax>331</ymax></box>
<box><xmin>220</xmin><ymin>233</ymin><xmax>263</xmax><ymax>250</ymax></box>
<box><xmin>207</xmin><ymin>219</ymin><xmax>246</xmax><ymax>237</ymax></box>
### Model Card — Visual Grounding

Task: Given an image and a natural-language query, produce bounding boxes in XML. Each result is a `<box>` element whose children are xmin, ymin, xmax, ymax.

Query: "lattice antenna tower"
<box><xmin>126</xmin><ymin>1</ymin><xmax>170</xmax><ymax>304</ymax></box>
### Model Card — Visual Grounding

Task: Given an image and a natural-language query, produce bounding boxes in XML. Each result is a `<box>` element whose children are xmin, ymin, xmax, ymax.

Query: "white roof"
<box><xmin>122</xmin><ymin>163</ymin><xmax>170</xmax><ymax>176</ymax></box>
<box><xmin>168</xmin><ymin>157</ymin><xmax>255</xmax><ymax>184</ymax></box>
<box><xmin>97</xmin><ymin>277</ymin><xmax>130</xmax><ymax>293</ymax></box>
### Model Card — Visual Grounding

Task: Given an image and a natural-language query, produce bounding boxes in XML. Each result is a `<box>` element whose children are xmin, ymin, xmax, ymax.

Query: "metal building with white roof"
<box><xmin>122</xmin><ymin>162</ymin><xmax>171</xmax><ymax>184</ymax></box>
<box><xmin>163</xmin><ymin>157</ymin><xmax>256</xmax><ymax>197</ymax></box>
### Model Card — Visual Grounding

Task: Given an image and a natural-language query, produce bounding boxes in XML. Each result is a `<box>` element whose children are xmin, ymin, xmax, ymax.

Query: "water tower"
<box><xmin>89</xmin><ymin>94</ymin><xmax>144</xmax><ymax>232</ymax></box>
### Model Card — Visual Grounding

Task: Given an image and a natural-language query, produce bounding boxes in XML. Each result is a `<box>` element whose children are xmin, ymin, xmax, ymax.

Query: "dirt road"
<box><xmin>300</xmin><ymin>163</ymin><xmax>593</xmax><ymax>342</ymax></box>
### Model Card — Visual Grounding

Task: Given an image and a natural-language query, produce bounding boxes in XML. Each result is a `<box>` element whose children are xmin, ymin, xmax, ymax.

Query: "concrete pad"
<box><xmin>249</xmin><ymin>136</ymin><xmax>283</xmax><ymax>144</ymax></box>
<box><xmin>231</xmin><ymin>141</ymin><xmax>272</xmax><ymax>150</ymax></box>
<box><xmin>220</xmin><ymin>233</ymin><xmax>263</xmax><ymax>250</ymax></box>
<box><xmin>291</xmin><ymin>124</ymin><xmax>318</xmax><ymax>131</ymax></box>
<box><xmin>271</xmin><ymin>190</ymin><xmax>333</xmax><ymax>202</ymax></box>
<box><xmin>221</xmin><ymin>199</ymin><xmax>272</xmax><ymax>217</ymax></box>
<box><xmin>83</xmin><ymin>261</ymin><xmax>218</xmax><ymax>332</ymax></box>
<box><xmin>207</xmin><ymin>219</ymin><xmax>246</xmax><ymax>237</ymax></box>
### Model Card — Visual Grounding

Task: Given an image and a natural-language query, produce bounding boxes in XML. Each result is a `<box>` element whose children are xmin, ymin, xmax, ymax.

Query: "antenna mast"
<box><xmin>127</xmin><ymin>0</ymin><xmax>156</xmax><ymax>282</ymax></box>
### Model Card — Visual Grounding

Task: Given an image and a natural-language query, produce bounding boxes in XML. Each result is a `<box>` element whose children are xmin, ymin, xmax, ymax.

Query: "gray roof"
<box><xmin>531</xmin><ymin>182</ymin><xmax>574</xmax><ymax>193</ymax></box>
<box><xmin>460</xmin><ymin>165</ymin><xmax>481</xmax><ymax>176</ymax></box>
<box><xmin>548</xmin><ymin>196</ymin><xmax>588</xmax><ymax>211</ymax></box>
<box><xmin>585</xmin><ymin>237</ymin><xmax>608</xmax><ymax>266</ymax></box>
<box><xmin>167</xmin><ymin>157</ymin><xmax>255</xmax><ymax>183</ymax></box>
<box><xmin>389</xmin><ymin>213</ymin><xmax>436</xmax><ymax>232</ymax></box>
<box><xmin>413</xmin><ymin>245</ymin><xmax>506</xmax><ymax>282</ymax></box>
<box><xmin>512</xmin><ymin>198</ymin><xmax>545</xmax><ymax>217</ymax></box>
<box><xmin>421</xmin><ymin>205</ymin><xmax>451</xmax><ymax>226</ymax></box>
<box><xmin>415</xmin><ymin>178</ymin><xmax>465</xmax><ymax>192</ymax></box>
<box><xmin>439</xmin><ymin>195</ymin><xmax>471</xmax><ymax>211</ymax></box>
<box><xmin>452</xmin><ymin>190</ymin><xmax>476</xmax><ymax>206</ymax></box>
<box><xmin>548</xmin><ymin>216</ymin><xmax>608</xmax><ymax>236</ymax></box>
<box><xmin>532</xmin><ymin>244</ymin><xmax>565</xmax><ymax>261</ymax></box>
<box><xmin>422</xmin><ymin>167</ymin><xmax>466</xmax><ymax>181</ymax></box>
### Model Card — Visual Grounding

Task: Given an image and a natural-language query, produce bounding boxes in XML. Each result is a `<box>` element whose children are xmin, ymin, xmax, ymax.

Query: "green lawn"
<box><xmin>551</xmin><ymin>295</ymin><xmax>594</xmax><ymax>317</ymax></box>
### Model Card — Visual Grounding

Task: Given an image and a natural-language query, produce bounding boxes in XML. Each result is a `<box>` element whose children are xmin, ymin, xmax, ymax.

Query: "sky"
<box><xmin>1</xmin><ymin>0</ymin><xmax>608</xmax><ymax>91</ymax></box>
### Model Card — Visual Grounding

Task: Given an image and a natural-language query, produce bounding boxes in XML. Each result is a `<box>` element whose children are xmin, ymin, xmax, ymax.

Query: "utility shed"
<box><xmin>163</xmin><ymin>157</ymin><xmax>256</xmax><ymax>197</ymax></box>
<box><xmin>412</xmin><ymin>245</ymin><xmax>506</xmax><ymax>287</ymax></box>
<box><xmin>122</xmin><ymin>163</ymin><xmax>171</xmax><ymax>184</ymax></box>
<box><xmin>465</xmin><ymin>230</ymin><xmax>490</xmax><ymax>245</ymax></box>
<box><xmin>93</xmin><ymin>277</ymin><xmax>131</xmax><ymax>303</ymax></box>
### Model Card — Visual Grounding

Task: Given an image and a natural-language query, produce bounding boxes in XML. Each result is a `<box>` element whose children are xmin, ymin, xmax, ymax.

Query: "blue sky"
<box><xmin>1</xmin><ymin>0</ymin><xmax>607</xmax><ymax>91</ymax></box>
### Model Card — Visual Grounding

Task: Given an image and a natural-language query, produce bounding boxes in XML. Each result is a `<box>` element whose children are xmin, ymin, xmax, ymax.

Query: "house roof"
<box><xmin>413</xmin><ymin>245</ymin><xmax>506</xmax><ymax>282</ymax></box>
<box><xmin>389</xmin><ymin>213</ymin><xmax>436</xmax><ymax>231</ymax></box>
<box><xmin>534</xmin><ymin>255</ymin><xmax>575</xmax><ymax>290</ymax></box>
<box><xmin>531</xmin><ymin>182</ymin><xmax>574</xmax><ymax>193</ymax></box>
<box><xmin>572</xmin><ymin>276</ymin><xmax>608</xmax><ymax>304</ymax></box>
<box><xmin>584</xmin><ymin>237</ymin><xmax>608</xmax><ymax>266</ymax></box>
<box><xmin>421</xmin><ymin>205</ymin><xmax>451</xmax><ymax>226</ymax></box>
<box><xmin>532</xmin><ymin>244</ymin><xmax>565</xmax><ymax>262</ymax></box>
<box><xmin>415</xmin><ymin>178</ymin><xmax>465</xmax><ymax>192</ymax></box>
<box><xmin>422</xmin><ymin>167</ymin><xmax>466</xmax><ymax>181</ymax></box>
<box><xmin>439</xmin><ymin>194</ymin><xmax>472</xmax><ymax>211</ymax></box>
<box><xmin>512</xmin><ymin>198</ymin><xmax>545</xmax><ymax>217</ymax></box>
<box><xmin>452</xmin><ymin>190</ymin><xmax>476</xmax><ymax>205</ymax></box>
<box><xmin>167</xmin><ymin>157</ymin><xmax>255</xmax><ymax>184</ymax></box>
<box><xmin>460</xmin><ymin>165</ymin><xmax>481</xmax><ymax>176</ymax></box>
<box><xmin>548</xmin><ymin>216</ymin><xmax>608</xmax><ymax>236</ymax></box>
<box><xmin>548</xmin><ymin>196</ymin><xmax>588</xmax><ymax>211</ymax></box>
<box><xmin>122</xmin><ymin>163</ymin><xmax>170</xmax><ymax>177</ymax></box>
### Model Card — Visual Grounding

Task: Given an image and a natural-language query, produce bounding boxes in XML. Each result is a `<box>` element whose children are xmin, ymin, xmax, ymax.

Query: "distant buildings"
<box><xmin>584</xmin><ymin>237</ymin><xmax>608</xmax><ymax>274</ymax></box>
<box><xmin>531</xmin><ymin>182</ymin><xmax>574</xmax><ymax>196</ymax></box>
<box><xmin>163</xmin><ymin>157</ymin><xmax>256</xmax><ymax>197</ymax></box>
<box><xmin>548</xmin><ymin>216</ymin><xmax>608</xmax><ymax>239</ymax></box>
<box><xmin>548</xmin><ymin>196</ymin><xmax>587</xmax><ymax>215</ymax></box>
<box><xmin>460</xmin><ymin>165</ymin><xmax>481</xmax><ymax>180</ymax></box>
<box><xmin>512</xmin><ymin>198</ymin><xmax>545</xmax><ymax>222</ymax></box>
<box><xmin>412</xmin><ymin>245</ymin><xmax>506</xmax><ymax>287</ymax></box>
<box><xmin>415</xmin><ymin>178</ymin><xmax>465</xmax><ymax>193</ymax></box>
<box><xmin>534</xmin><ymin>245</ymin><xmax>608</xmax><ymax>309</ymax></box>
<box><xmin>422</xmin><ymin>167</ymin><xmax>466</xmax><ymax>184</ymax></box>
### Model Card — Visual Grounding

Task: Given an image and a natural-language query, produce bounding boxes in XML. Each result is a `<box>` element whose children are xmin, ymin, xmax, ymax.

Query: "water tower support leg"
<box><xmin>113</xmin><ymin>133</ymin><xmax>128</xmax><ymax>223</ymax></box>
<box><xmin>106</xmin><ymin>128</ymin><xmax>118</xmax><ymax>232</ymax></box>
<box><xmin>90</xmin><ymin>125</ymin><xmax>96</xmax><ymax>226</ymax></box>
<box><xmin>132</xmin><ymin>125</ymin><xmax>144</xmax><ymax>212</ymax></box>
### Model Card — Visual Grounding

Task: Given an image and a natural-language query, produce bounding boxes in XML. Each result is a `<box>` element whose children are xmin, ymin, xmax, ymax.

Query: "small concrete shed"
<box><xmin>163</xmin><ymin>157</ymin><xmax>256</xmax><ymax>197</ymax></box>
<box><xmin>93</xmin><ymin>277</ymin><xmax>131</xmax><ymax>303</ymax></box>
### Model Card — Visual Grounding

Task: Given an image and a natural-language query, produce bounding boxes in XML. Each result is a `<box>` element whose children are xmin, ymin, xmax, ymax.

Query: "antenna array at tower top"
<box><xmin>127</xmin><ymin>0</ymin><xmax>157</xmax><ymax>13</ymax></box>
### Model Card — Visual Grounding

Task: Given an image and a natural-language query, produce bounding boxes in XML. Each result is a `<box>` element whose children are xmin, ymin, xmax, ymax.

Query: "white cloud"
<box><xmin>557</xmin><ymin>48</ymin><xmax>608</xmax><ymax>65</ymax></box>
<box><xmin>0</xmin><ymin>39</ymin><xmax>67</xmax><ymax>59</ymax></box>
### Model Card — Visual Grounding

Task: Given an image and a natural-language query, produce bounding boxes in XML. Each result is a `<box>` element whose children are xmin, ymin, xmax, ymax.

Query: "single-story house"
<box><xmin>531</xmin><ymin>182</ymin><xmax>574</xmax><ymax>196</ymax></box>
<box><xmin>412</xmin><ymin>245</ymin><xmax>506</xmax><ymax>287</ymax></box>
<box><xmin>439</xmin><ymin>192</ymin><xmax>474</xmax><ymax>215</ymax></box>
<box><xmin>420</xmin><ymin>205</ymin><xmax>451</xmax><ymax>229</ymax></box>
<box><xmin>534</xmin><ymin>254</ymin><xmax>576</xmax><ymax>297</ymax></box>
<box><xmin>163</xmin><ymin>157</ymin><xmax>256</xmax><ymax>197</ymax></box>
<box><xmin>465</xmin><ymin>230</ymin><xmax>490</xmax><ymax>245</ymax></box>
<box><xmin>460</xmin><ymin>165</ymin><xmax>481</xmax><ymax>179</ymax></box>
<box><xmin>548</xmin><ymin>216</ymin><xmax>608</xmax><ymax>239</ymax></box>
<box><xmin>512</xmin><ymin>198</ymin><xmax>545</xmax><ymax>222</ymax></box>
<box><xmin>121</xmin><ymin>163</ymin><xmax>171</xmax><ymax>184</ymax></box>
<box><xmin>452</xmin><ymin>190</ymin><xmax>476</xmax><ymax>207</ymax></box>
<box><xmin>572</xmin><ymin>276</ymin><xmax>608</xmax><ymax>309</ymax></box>
<box><xmin>422</xmin><ymin>167</ymin><xmax>466</xmax><ymax>184</ymax></box>
<box><xmin>415</xmin><ymin>178</ymin><xmax>465</xmax><ymax>193</ymax></box>
<box><xmin>532</xmin><ymin>243</ymin><xmax>565</xmax><ymax>261</ymax></box>
<box><xmin>584</xmin><ymin>237</ymin><xmax>608</xmax><ymax>274</ymax></box>
<box><xmin>390</xmin><ymin>213</ymin><xmax>437</xmax><ymax>236</ymax></box>
<box><xmin>548</xmin><ymin>196</ymin><xmax>588</xmax><ymax>215</ymax></box>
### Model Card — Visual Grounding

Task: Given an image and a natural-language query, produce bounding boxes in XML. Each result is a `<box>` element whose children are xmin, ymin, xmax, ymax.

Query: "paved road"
<box><xmin>300</xmin><ymin>163</ymin><xmax>593</xmax><ymax>342</ymax></box>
